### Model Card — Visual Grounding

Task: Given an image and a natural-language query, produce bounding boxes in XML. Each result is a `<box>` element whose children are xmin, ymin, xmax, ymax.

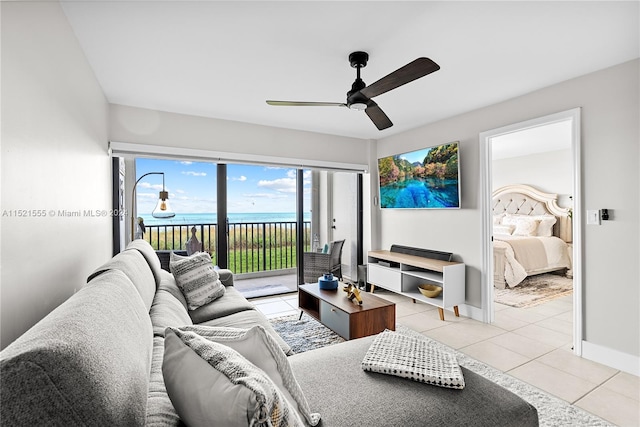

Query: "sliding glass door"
<box><xmin>224</xmin><ymin>164</ymin><xmax>311</xmax><ymax>276</ymax></box>
<box><xmin>129</xmin><ymin>158</ymin><xmax>311</xmax><ymax>283</ymax></box>
<box><xmin>122</xmin><ymin>157</ymin><xmax>368</xmax><ymax>294</ymax></box>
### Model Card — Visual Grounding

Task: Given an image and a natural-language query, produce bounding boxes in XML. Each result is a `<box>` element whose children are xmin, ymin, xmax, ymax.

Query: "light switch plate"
<box><xmin>587</xmin><ymin>210</ymin><xmax>601</xmax><ymax>225</ymax></box>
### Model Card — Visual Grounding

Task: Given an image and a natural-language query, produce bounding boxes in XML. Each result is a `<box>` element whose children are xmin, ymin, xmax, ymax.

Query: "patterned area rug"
<box><xmin>494</xmin><ymin>273</ymin><xmax>573</xmax><ymax>308</ymax></box>
<box><xmin>269</xmin><ymin>315</ymin><xmax>612</xmax><ymax>427</ymax></box>
<box><xmin>269</xmin><ymin>313</ymin><xmax>345</xmax><ymax>353</ymax></box>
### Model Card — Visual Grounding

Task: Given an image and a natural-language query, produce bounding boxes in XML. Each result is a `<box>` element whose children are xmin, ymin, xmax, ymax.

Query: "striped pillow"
<box><xmin>163</xmin><ymin>328</ymin><xmax>304</xmax><ymax>427</ymax></box>
<box><xmin>169</xmin><ymin>325</ymin><xmax>320</xmax><ymax>426</ymax></box>
<box><xmin>170</xmin><ymin>252</ymin><xmax>225</xmax><ymax>310</ymax></box>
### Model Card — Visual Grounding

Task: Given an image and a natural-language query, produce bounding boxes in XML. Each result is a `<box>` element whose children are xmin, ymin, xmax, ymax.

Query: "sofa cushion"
<box><xmin>170</xmin><ymin>252</ymin><xmax>225</xmax><ymax>310</ymax></box>
<box><xmin>150</xmin><ymin>290</ymin><xmax>193</xmax><ymax>337</ymax></box>
<box><xmin>163</xmin><ymin>329</ymin><xmax>304</xmax><ymax>427</ymax></box>
<box><xmin>189</xmin><ymin>286</ymin><xmax>255</xmax><ymax>324</ymax></box>
<box><xmin>126</xmin><ymin>239</ymin><xmax>164</xmax><ymax>286</ymax></box>
<box><xmin>146</xmin><ymin>336</ymin><xmax>181</xmax><ymax>426</ymax></box>
<box><xmin>200</xmin><ymin>309</ymin><xmax>292</xmax><ymax>356</ymax></box>
<box><xmin>288</xmin><ymin>337</ymin><xmax>538</xmax><ymax>427</ymax></box>
<box><xmin>158</xmin><ymin>269</ymin><xmax>189</xmax><ymax>311</ymax></box>
<box><xmin>0</xmin><ymin>270</ymin><xmax>153</xmax><ymax>426</ymax></box>
<box><xmin>87</xmin><ymin>249</ymin><xmax>157</xmax><ymax>311</ymax></box>
<box><xmin>169</xmin><ymin>325</ymin><xmax>320</xmax><ymax>426</ymax></box>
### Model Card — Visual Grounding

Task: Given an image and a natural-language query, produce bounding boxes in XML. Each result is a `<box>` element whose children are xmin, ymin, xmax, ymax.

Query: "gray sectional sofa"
<box><xmin>0</xmin><ymin>239</ymin><xmax>539</xmax><ymax>426</ymax></box>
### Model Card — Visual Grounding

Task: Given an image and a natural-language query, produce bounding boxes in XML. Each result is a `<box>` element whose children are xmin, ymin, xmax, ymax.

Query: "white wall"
<box><xmin>0</xmin><ymin>2</ymin><xmax>111</xmax><ymax>349</ymax></box>
<box><xmin>375</xmin><ymin>59</ymin><xmax>639</xmax><ymax>360</ymax></box>
<box><xmin>492</xmin><ymin>149</ymin><xmax>573</xmax><ymax>207</ymax></box>
<box><xmin>110</xmin><ymin>104</ymin><xmax>368</xmax><ymax>166</ymax></box>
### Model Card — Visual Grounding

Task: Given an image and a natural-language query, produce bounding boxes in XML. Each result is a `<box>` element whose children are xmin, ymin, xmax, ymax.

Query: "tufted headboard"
<box><xmin>492</xmin><ymin>184</ymin><xmax>572</xmax><ymax>243</ymax></box>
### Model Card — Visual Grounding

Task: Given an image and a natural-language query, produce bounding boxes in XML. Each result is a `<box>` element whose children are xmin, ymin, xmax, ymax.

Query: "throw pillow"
<box><xmin>169</xmin><ymin>252</ymin><xmax>225</xmax><ymax>310</ymax></box>
<box><xmin>163</xmin><ymin>328</ymin><xmax>306</xmax><ymax>427</ymax></box>
<box><xmin>167</xmin><ymin>325</ymin><xmax>320</xmax><ymax>426</ymax></box>
<box><xmin>361</xmin><ymin>329</ymin><xmax>465</xmax><ymax>389</ymax></box>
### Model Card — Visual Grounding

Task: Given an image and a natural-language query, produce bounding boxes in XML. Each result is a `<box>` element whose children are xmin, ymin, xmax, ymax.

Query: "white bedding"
<box><xmin>494</xmin><ymin>235</ymin><xmax>571</xmax><ymax>288</ymax></box>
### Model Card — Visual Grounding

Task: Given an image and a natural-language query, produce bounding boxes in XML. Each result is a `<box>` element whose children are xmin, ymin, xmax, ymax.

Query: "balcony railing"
<box><xmin>144</xmin><ymin>221</ymin><xmax>312</xmax><ymax>274</ymax></box>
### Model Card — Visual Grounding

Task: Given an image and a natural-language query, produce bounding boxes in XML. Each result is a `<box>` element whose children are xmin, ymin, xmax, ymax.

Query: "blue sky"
<box><xmin>135</xmin><ymin>158</ymin><xmax>311</xmax><ymax>214</ymax></box>
<box><xmin>397</xmin><ymin>147</ymin><xmax>431</xmax><ymax>164</ymax></box>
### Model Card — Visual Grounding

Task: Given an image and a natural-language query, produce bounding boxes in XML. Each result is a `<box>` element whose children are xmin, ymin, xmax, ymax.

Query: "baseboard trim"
<box><xmin>457</xmin><ymin>304</ymin><xmax>484</xmax><ymax>322</ymax></box>
<box><xmin>581</xmin><ymin>340</ymin><xmax>639</xmax><ymax>376</ymax></box>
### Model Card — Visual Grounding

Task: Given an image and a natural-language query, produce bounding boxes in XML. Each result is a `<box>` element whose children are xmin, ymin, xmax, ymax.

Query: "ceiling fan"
<box><xmin>266</xmin><ymin>51</ymin><xmax>440</xmax><ymax>131</ymax></box>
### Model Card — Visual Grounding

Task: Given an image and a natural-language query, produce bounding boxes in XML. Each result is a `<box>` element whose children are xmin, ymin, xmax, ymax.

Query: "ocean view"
<box><xmin>139</xmin><ymin>212</ymin><xmax>311</xmax><ymax>226</ymax></box>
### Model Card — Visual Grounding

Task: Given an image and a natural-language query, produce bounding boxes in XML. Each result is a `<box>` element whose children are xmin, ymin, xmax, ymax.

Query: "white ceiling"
<box><xmin>61</xmin><ymin>1</ymin><xmax>639</xmax><ymax>140</ymax></box>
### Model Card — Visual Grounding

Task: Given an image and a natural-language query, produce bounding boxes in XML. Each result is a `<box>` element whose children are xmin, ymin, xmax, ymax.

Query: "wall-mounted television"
<box><xmin>378</xmin><ymin>141</ymin><xmax>460</xmax><ymax>209</ymax></box>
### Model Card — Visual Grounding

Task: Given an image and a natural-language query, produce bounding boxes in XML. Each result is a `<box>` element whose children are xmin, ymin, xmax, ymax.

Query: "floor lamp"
<box><xmin>131</xmin><ymin>172</ymin><xmax>175</xmax><ymax>241</ymax></box>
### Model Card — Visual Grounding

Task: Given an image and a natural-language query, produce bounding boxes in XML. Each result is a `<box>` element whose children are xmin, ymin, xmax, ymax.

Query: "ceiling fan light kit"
<box><xmin>266</xmin><ymin>51</ymin><xmax>439</xmax><ymax>131</ymax></box>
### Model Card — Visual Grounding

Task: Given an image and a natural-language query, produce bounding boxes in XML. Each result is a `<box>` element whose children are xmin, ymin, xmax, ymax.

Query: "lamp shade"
<box><xmin>152</xmin><ymin>190</ymin><xmax>175</xmax><ymax>218</ymax></box>
<box><xmin>132</xmin><ymin>171</ymin><xmax>176</xmax><ymax>241</ymax></box>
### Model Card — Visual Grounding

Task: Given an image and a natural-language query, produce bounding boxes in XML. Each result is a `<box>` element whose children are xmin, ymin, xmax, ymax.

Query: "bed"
<box><xmin>492</xmin><ymin>184</ymin><xmax>572</xmax><ymax>289</ymax></box>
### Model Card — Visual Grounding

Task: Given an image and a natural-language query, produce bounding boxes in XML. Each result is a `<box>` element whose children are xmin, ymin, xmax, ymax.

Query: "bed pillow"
<box><xmin>163</xmin><ymin>328</ymin><xmax>306</xmax><ymax>427</ymax></box>
<box><xmin>493</xmin><ymin>224</ymin><xmax>515</xmax><ymax>235</ymax></box>
<box><xmin>503</xmin><ymin>214</ymin><xmax>558</xmax><ymax>237</ymax></box>
<box><xmin>170</xmin><ymin>252</ymin><xmax>225</xmax><ymax>310</ymax></box>
<box><xmin>166</xmin><ymin>325</ymin><xmax>320</xmax><ymax>426</ymax></box>
<box><xmin>502</xmin><ymin>214</ymin><xmax>522</xmax><ymax>226</ymax></box>
<box><xmin>512</xmin><ymin>218</ymin><xmax>540</xmax><ymax>236</ymax></box>
<box><xmin>535</xmin><ymin>216</ymin><xmax>557</xmax><ymax>237</ymax></box>
<box><xmin>492</xmin><ymin>213</ymin><xmax>505</xmax><ymax>225</ymax></box>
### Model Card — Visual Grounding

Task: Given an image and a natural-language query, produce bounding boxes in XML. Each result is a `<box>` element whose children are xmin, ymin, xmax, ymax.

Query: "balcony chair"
<box><xmin>303</xmin><ymin>239</ymin><xmax>345</xmax><ymax>284</ymax></box>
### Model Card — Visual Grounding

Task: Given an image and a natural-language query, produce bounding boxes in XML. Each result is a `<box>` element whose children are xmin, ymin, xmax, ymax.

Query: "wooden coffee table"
<box><xmin>298</xmin><ymin>283</ymin><xmax>395</xmax><ymax>340</ymax></box>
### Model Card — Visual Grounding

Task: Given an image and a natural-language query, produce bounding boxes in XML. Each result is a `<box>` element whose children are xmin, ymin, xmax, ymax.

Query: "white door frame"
<box><xmin>479</xmin><ymin>108</ymin><xmax>582</xmax><ymax>356</ymax></box>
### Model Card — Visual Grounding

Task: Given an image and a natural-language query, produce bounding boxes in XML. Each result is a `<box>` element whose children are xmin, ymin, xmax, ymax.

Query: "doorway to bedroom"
<box><xmin>480</xmin><ymin>108</ymin><xmax>582</xmax><ymax>356</ymax></box>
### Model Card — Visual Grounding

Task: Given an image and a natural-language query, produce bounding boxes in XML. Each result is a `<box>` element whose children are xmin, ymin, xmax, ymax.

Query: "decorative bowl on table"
<box><xmin>418</xmin><ymin>284</ymin><xmax>442</xmax><ymax>298</ymax></box>
<box><xmin>318</xmin><ymin>273</ymin><xmax>339</xmax><ymax>290</ymax></box>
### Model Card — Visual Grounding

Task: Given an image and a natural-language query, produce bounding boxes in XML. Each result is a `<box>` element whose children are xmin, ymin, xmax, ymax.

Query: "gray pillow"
<box><xmin>163</xmin><ymin>327</ymin><xmax>308</xmax><ymax>427</ymax></box>
<box><xmin>169</xmin><ymin>325</ymin><xmax>319</xmax><ymax>425</ymax></box>
<box><xmin>169</xmin><ymin>252</ymin><xmax>225</xmax><ymax>310</ymax></box>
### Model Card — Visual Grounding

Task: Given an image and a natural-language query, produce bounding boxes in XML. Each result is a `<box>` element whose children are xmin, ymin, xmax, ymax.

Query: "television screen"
<box><xmin>378</xmin><ymin>141</ymin><xmax>460</xmax><ymax>209</ymax></box>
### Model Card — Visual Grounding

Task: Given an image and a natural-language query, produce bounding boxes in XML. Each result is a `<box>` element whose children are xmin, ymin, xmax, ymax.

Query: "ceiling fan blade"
<box><xmin>360</xmin><ymin>57</ymin><xmax>440</xmax><ymax>99</ymax></box>
<box><xmin>266</xmin><ymin>100</ymin><xmax>346</xmax><ymax>107</ymax></box>
<box><xmin>365</xmin><ymin>102</ymin><xmax>393</xmax><ymax>130</ymax></box>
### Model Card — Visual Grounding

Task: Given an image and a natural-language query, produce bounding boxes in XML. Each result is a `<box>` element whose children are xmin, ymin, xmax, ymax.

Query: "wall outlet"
<box><xmin>587</xmin><ymin>210</ymin><xmax>601</xmax><ymax>225</ymax></box>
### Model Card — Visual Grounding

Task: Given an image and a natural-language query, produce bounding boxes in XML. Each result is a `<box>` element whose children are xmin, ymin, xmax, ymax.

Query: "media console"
<box><xmin>367</xmin><ymin>246</ymin><xmax>465</xmax><ymax>321</ymax></box>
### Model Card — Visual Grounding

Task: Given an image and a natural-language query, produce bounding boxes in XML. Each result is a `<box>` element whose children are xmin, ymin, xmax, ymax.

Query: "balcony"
<box><xmin>142</xmin><ymin>220</ymin><xmax>311</xmax><ymax>297</ymax></box>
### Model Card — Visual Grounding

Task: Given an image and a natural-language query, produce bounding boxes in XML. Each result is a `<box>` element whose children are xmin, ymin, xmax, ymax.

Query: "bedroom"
<box><xmin>489</xmin><ymin>117</ymin><xmax>574</xmax><ymax>334</ymax></box>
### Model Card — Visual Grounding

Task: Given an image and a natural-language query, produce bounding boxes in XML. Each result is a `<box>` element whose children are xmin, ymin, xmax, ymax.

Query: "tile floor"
<box><xmin>246</xmin><ymin>278</ymin><xmax>639</xmax><ymax>426</ymax></box>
